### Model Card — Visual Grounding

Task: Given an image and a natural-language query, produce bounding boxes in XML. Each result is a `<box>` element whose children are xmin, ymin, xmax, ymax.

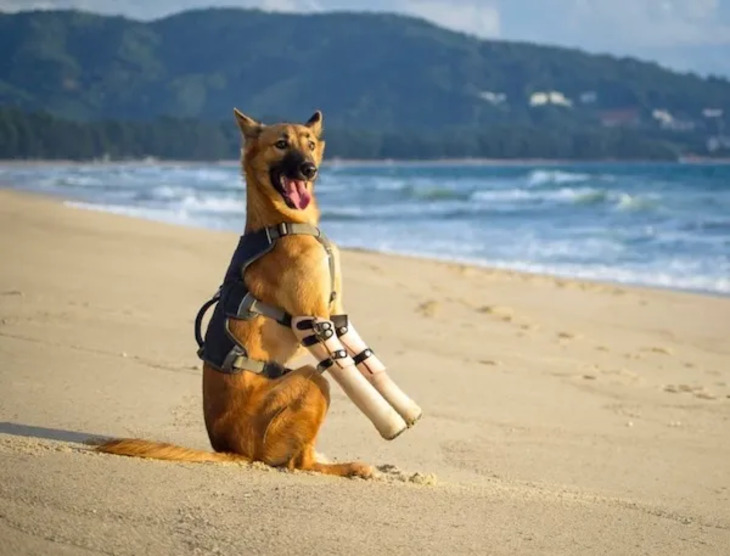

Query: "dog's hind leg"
<box><xmin>295</xmin><ymin>444</ymin><xmax>373</xmax><ymax>479</ymax></box>
<box><xmin>255</xmin><ymin>365</ymin><xmax>373</xmax><ymax>478</ymax></box>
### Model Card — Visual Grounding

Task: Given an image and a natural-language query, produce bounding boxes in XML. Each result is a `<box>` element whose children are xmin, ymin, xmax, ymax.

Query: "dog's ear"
<box><xmin>305</xmin><ymin>110</ymin><xmax>323</xmax><ymax>138</ymax></box>
<box><xmin>233</xmin><ymin>108</ymin><xmax>263</xmax><ymax>140</ymax></box>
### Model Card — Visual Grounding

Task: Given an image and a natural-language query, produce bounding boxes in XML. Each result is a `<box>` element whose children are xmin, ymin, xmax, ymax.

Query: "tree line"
<box><xmin>2</xmin><ymin>107</ymin><xmax>719</xmax><ymax>161</ymax></box>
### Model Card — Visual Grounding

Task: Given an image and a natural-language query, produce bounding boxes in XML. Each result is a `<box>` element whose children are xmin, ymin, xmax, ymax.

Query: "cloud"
<box><xmin>1</xmin><ymin>0</ymin><xmax>728</xmax><ymax>75</ymax></box>
<box><xmin>561</xmin><ymin>0</ymin><xmax>730</xmax><ymax>47</ymax></box>
<box><xmin>499</xmin><ymin>0</ymin><xmax>730</xmax><ymax>50</ymax></box>
<box><xmin>396</xmin><ymin>0</ymin><xmax>501</xmax><ymax>38</ymax></box>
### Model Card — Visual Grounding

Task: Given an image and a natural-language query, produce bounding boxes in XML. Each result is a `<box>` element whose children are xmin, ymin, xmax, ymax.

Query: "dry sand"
<box><xmin>0</xmin><ymin>189</ymin><xmax>729</xmax><ymax>555</ymax></box>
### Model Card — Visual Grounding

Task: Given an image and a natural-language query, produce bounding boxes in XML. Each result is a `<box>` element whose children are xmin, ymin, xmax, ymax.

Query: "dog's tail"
<box><xmin>95</xmin><ymin>438</ymin><xmax>249</xmax><ymax>464</ymax></box>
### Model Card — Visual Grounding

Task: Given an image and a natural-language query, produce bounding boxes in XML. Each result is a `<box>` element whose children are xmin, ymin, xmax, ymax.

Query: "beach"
<box><xmin>1</xmin><ymin>188</ymin><xmax>729</xmax><ymax>554</ymax></box>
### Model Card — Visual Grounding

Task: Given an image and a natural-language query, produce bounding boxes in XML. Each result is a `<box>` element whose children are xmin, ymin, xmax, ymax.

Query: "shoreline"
<box><xmin>2</xmin><ymin>157</ymin><xmax>730</xmax><ymax>167</ymax></box>
<box><xmin>62</xmin><ymin>195</ymin><xmax>730</xmax><ymax>300</ymax></box>
<box><xmin>8</xmin><ymin>186</ymin><xmax>725</xmax><ymax>300</ymax></box>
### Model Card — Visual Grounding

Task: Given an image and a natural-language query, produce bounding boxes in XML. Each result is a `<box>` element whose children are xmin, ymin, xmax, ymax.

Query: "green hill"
<box><xmin>2</xmin><ymin>9</ymin><xmax>729</xmax><ymax>125</ymax></box>
<box><xmin>1</xmin><ymin>8</ymin><xmax>728</xmax><ymax>159</ymax></box>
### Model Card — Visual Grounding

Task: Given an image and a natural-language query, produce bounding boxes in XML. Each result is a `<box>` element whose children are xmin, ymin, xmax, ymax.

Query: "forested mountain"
<box><xmin>0</xmin><ymin>8</ymin><xmax>728</xmax><ymax>159</ymax></box>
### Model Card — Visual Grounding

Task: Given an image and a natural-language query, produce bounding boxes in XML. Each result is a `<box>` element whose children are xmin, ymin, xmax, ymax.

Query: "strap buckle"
<box><xmin>235</xmin><ymin>291</ymin><xmax>258</xmax><ymax>320</ymax></box>
<box><xmin>265</xmin><ymin>222</ymin><xmax>290</xmax><ymax>243</ymax></box>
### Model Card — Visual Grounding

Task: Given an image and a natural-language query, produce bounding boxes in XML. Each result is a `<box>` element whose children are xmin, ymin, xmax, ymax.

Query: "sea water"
<box><xmin>2</xmin><ymin>160</ymin><xmax>728</xmax><ymax>295</ymax></box>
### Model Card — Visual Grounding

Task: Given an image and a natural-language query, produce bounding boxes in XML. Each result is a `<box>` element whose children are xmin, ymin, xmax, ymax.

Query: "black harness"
<box><xmin>194</xmin><ymin>222</ymin><xmax>337</xmax><ymax>378</ymax></box>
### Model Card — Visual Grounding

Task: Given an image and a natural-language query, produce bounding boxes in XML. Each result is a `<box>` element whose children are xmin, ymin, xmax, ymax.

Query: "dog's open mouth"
<box><xmin>272</xmin><ymin>170</ymin><xmax>311</xmax><ymax>210</ymax></box>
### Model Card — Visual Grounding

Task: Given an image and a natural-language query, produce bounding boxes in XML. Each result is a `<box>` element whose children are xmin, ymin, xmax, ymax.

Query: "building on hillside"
<box><xmin>529</xmin><ymin>91</ymin><xmax>573</xmax><ymax>107</ymax></box>
<box><xmin>704</xmin><ymin>108</ymin><xmax>729</xmax><ymax>152</ymax></box>
<box><xmin>652</xmin><ymin>109</ymin><xmax>696</xmax><ymax>132</ymax></box>
<box><xmin>478</xmin><ymin>91</ymin><xmax>507</xmax><ymax>105</ymax></box>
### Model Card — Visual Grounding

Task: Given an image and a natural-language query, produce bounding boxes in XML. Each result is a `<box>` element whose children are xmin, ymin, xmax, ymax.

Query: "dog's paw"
<box><xmin>347</xmin><ymin>461</ymin><xmax>375</xmax><ymax>479</ymax></box>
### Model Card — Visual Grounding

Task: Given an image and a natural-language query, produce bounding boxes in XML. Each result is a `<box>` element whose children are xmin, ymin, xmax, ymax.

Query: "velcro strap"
<box><xmin>353</xmin><ymin>348</ymin><xmax>374</xmax><ymax>365</ymax></box>
<box><xmin>295</xmin><ymin>318</ymin><xmax>315</xmax><ymax>331</ymax></box>
<box><xmin>301</xmin><ymin>334</ymin><xmax>320</xmax><ymax>347</ymax></box>
<box><xmin>317</xmin><ymin>358</ymin><xmax>334</xmax><ymax>372</ymax></box>
<box><xmin>331</xmin><ymin>314</ymin><xmax>349</xmax><ymax>337</ymax></box>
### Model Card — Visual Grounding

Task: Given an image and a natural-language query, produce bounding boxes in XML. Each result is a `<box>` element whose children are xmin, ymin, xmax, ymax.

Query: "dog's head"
<box><xmin>234</xmin><ymin>109</ymin><xmax>325</xmax><ymax>212</ymax></box>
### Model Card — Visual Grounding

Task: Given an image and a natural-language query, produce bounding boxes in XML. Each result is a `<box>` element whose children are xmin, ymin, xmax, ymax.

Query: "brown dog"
<box><xmin>97</xmin><ymin>110</ymin><xmax>374</xmax><ymax>478</ymax></box>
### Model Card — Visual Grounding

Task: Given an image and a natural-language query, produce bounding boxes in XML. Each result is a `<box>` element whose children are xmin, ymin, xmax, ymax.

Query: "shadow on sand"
<box><xmin>0</xmin><ymin>422</ymin><xmax>107</xmax><ymax>444</ymax></box>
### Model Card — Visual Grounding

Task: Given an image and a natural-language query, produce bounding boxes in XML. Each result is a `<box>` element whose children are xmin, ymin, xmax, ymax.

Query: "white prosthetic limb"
<box><xmin>331</xmin><ymin>315</ymin><xmax>422</xmax><ymax>426</ymax></box>
<box><xmin>291</xmin><ymin>316</ymin><xmax>407</xmax><ymax>440</ymax></box>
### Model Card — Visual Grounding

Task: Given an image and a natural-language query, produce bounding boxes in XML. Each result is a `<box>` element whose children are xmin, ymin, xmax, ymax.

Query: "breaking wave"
<box><xmin>2</xmin><ymin>160</ymin><xmax>728</xmax><ymax>295</ymax></box>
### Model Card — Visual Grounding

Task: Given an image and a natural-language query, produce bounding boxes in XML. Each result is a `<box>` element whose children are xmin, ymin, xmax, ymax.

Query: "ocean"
<box><xmin>2</xmin><ymin>160</ymin><xmax>728</xmax><ymax>295</ymax></box>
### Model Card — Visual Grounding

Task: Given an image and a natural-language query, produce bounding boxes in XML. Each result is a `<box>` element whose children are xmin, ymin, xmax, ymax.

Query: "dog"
<box><xmin>96</xmin><ymin>110</ymin><xmax>376</xmax><ymax>478</ymax></box>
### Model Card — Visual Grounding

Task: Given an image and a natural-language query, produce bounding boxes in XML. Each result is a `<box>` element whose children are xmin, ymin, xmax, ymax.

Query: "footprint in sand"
<box><xmin>557</xmin><ymin>331</ymin><xmax>581</xmax><ymax>341</ymax></box>
<box><xmin>642</xmin><ymin>346</ymin><xmax>673</xmax><ymax>356</ymax></box>
<box><xmin>476</xmin><ymin>305</ymin><xmax>513</xmax><ymax>319</ymax></box>
<box><xmin>376</xmin><ymin>464</ymin><xmax>437</xmax><ymax>485</ymax></box>
<box><xmin>601</xmin><ymin>367</ymin><xmax>641</xmax><ymax>384</ymax></box>
<box><xmin>475</xmin><ymin>304</ymin><xmax>539</xmax><ymax>331</ymax></box>
<box><xmin>478</xmin><ymin>359</ymin><xmax>500</xmax><ymax>367</ymax></box>
<box><xmin>416</xmin><ymin>300</ymin><xmax>440</xmax><ymax>317</ymax></box>
<box><xmin>1</xmin><ymin>290</ymin><xmax>24</xmax><ymax>297</ymax></box>
<box><xmin>663</xmin><ymin>384</ymin><xmax>717</xmax><ymax>400</ymax></box>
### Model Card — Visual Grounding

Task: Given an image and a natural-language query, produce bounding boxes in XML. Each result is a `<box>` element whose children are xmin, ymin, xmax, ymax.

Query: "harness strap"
<box><xmin>236</xmin><ymin>291</ymin><xmax>292</xmax><ymax>326</ymax></box>
<box><xmin>279</xmin><ymin>222</ymin><xmax>338</xmax><ymax>304</ymax></box>
<box><xmin>195</xmin><ymin>291</ymin><xmax>220</xmax><ymax>349</ymax></box>
<box><xmin>196</xmin><ymin>221</ymin><xmax>337</xmax><ymax>378</ymax></box>
<box><xmin>223</xmin><ymin>348</ymin><xmax>288</xmax><ymax>378</ymax></box>
<box><xmin>221</xmin><ymin>344</ymin><xmax>264</xmax><ymax>373</ymax></box>
<box><xmin>244</xmin><ymin>222</ymin><xmax>337</xmax><ymax>304</ymax></box>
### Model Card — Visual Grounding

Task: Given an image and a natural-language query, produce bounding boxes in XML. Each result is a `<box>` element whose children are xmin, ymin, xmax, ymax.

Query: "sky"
<box><xmin>2</xmin><ymin>0</ymin><xmax>729</xmax><ymax>77</ymax></box>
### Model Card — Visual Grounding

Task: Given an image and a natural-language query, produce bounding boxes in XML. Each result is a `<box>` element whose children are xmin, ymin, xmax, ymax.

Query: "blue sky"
<box><xmin>2</xmin><ymin>0</ymin><xmax>729</xmax><ymax>77</ymax></box>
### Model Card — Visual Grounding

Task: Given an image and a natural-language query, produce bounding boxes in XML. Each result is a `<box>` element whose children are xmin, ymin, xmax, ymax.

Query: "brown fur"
<box><xmin>96</xmin><ymin>110</ymin><xmax>373</xmax><ymax>479</ymax></box>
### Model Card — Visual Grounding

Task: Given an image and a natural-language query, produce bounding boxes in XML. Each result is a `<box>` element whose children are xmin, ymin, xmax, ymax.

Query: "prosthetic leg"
<box><xmin>291</xmin><ymin>317</ymin><xmax>408</xmax><ymax>440</ymax></box>
<box><xmin>332</xmin><ymin>315</ymin><xmax>422</xmax><ymax>426</ymax></box>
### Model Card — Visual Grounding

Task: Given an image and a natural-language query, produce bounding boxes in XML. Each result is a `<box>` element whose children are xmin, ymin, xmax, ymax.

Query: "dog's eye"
<box><xmin>308</xmin><ymin>141</ymin><xmax>316</xmax><ymax>151</ymax></box>
<box><xmin>274</xmin><ymin>140</ymin><xmax>288</xmax><ymax>150</ymax></box>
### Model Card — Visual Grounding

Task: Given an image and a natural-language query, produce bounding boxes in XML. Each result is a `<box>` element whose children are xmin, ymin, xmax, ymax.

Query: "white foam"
<box><xmin>8</xmin><ymin>159</ymin><xmax>724</xmax><ymax>297</ymax></box>
<box><xmin>333</xmin><ymin>236</ymin><xmax>730</xmax><ymax>295</ymax></box>
<box><xmin>527</xmin><ymin>169</ymin><xmax>591</xmax><ymax>186</ymax></box>
<box><xmin>471</xmin><ymin>186</ymin><xmax>606</xmax><ymax>205</ymax></box>
<box><xmin>179</xmin><ymin>195</ymin><xmax>244</xmax><ymax>214</ymax></box>
<box><xmin>615</xmin><ymin>193</ymin><xmax>659</xmax><ymax>212</ymax></box>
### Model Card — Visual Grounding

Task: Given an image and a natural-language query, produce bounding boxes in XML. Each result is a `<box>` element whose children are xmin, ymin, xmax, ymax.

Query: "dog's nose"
<box><xmin>300</xmin><ymin>162</ymin><xmax>318</xmax><ymax>179</ymax></box>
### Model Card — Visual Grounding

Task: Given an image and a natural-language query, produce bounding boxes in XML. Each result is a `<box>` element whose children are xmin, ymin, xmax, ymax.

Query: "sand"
<box><xmin>0</xmin><ymin>188</ymin><xmax>729</xmax><ymax>555</ymax></box>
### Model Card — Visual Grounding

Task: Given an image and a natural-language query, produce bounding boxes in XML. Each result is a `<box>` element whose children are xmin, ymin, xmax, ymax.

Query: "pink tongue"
<box><xmin>286</xmin><ymin>179</ymin><xmax>311</xmax><ymax>209</ymax></box>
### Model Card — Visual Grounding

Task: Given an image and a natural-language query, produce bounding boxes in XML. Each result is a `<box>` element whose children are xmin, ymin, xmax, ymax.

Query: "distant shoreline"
<box><xmin>1</xmin><ymin>157</ymin><xmax>730</xmax><ymax>167</ymax></box>
<box><xmin>3</xmin><ymin>185</ymin><xmax>727</xmax><ymax>299</ymax></box>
